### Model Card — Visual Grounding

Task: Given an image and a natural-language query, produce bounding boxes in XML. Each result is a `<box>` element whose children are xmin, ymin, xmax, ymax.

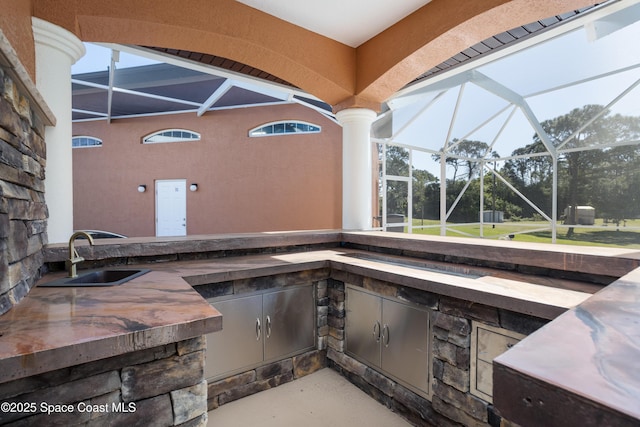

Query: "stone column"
<box><xmin>336</xmin><ymin>108</ymin><xmax>377</xmax><ymax>230</ymax></box>
<box><xmin>32</xmin><ymin>18</ymin><xmax>85</xmax><ymax>243</ymax></box>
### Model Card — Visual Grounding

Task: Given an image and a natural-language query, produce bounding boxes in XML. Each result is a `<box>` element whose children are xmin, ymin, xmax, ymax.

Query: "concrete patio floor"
<box><xmin>207</xmin><ymin>368</ymin><xmax>412</xmax><ymax>426</ymax></box>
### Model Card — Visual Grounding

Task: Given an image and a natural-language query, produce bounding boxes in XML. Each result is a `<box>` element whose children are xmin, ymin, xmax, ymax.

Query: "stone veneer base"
<box><xmin>0</xmin><ymin>66</ymin><xmax>48</xmax><ymax>316</ymax></box>
<box><xmin>0</xmin><ymin>337</ymin><xmax>208</xmax><ymax>426</ymax></box>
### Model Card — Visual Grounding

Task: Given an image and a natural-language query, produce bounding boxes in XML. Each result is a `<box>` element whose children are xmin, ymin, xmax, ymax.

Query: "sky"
<box><xmin>388</xmin><ymin>10</ymin><xmax>640</xmax><ymax>176</ymax></box>
<box><xmin>72</xmin><ymin>44</ymin><xmax>159</xmax><ymax>74</ymax></box>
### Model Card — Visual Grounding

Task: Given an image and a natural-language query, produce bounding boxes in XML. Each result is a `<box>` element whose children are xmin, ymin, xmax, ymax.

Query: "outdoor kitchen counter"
<box><xmin>0</xmin><ymin>245</ymin><xmax>595</xmax><ymax>384</ymax></box>
<box><xmin>117</xmin><ymin>248</ymin><xmax>592</xmax><ymax>321</ymax></box>
<box><xmin>0</xmin><ymin>268</ymin><xmax>222</xmax><ymax>385</ymax></box>
<box><xmin>5</xmin><ymin>231</ymin><xmax>636</xmax><ymax>425</ymax></box>
<box><xmin>493</xmin><ymin>266</ymin><xmax>640</xmax><ymax>427</ymax></box>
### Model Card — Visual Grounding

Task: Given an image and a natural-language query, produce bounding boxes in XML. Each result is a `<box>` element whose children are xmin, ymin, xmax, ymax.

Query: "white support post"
<box><xmin>440</xmin><ymin>153</ymin><xmax>447</xmax><ymax>236</ymax></box>
<box><xmin>337</xmin><ymin>108</ymin><xmax>377</xmax><ymax>230</ymax></box>
<box><xmin>552</xmin><ymin>156</ymin><xmax>558</xmax><ymax>243</ymax></box>
<box><xmin>480</xmin><ymin>160</ymin><xmax>485</xmax><ymax>237</ymax></box>
<box><xmin>32</xmin><ymin>18</ymin><xmax>86</xmax><ymax>243</ymax></box>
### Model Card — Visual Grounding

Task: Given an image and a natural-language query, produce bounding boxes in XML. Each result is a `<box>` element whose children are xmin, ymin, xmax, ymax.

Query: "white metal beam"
<box><xmin>552</xmin><ymin>156</ymin><xmax>558</xmax><ymax>243</ymax></box>
<box><xmin>479</xmin><ymin>160</ymin><xmax>485</xmax><ymax>237</ymax></box>
<box><xmin>96</xmin><ymin>43</ymin><xmax>317</xmax><ymax>103</ymax></box>
<box><xmin>486</xmin><ymin>165</ymin><xmax>552</xmax><ymax>222</ymax></box>
<box><xmin>292</xmin><ymin>97</ymin><xmax>338</xmax><ymax>124</ymax></box>
<box><xmin>440</xmin><ymin>153</ymin><xmax>447</xmax><ymax>235</ymax></box>
<box><xmin>470</xmin><ymin>71</ymin><xmax>557</xmax><ymax>158</ymax></box>
<box><xmin>443</xmin><ymin>84</ymin><xmax>465</xmax><ymax>153</ymax></box>
<box><xmin>524</xmin><ymin>62</ymin><xmax>640</xmax><ymax>99</ymax></box>
<box><xmin>106</xmin><ymin>49</ymin><xmax>119</xmax><ymax>123</ymax></box>
<box><xmin>459</xmin><ymin>103</ymin><xmax>513</xmax><ymax>146</ymax></box>
<box><xmin>392</xmin><ymin>90</ymin><xmax>448</xmax><ymax>142</ymax></box>
<box><xmin>446</xmin><ymin>177</ymin><xmax>473</xmax><ymax>220</ymax></box>
<box><xmin>232</xmin><ymin>79</ymin><xmax>291</xmax><ymax>101</ymax></box>
<box><xmin>197</xmin><ymin>79</ymin><xmax>233</xmax><ymax>116</ymax></box>
<box><xmin>559</xmin><ymin>139</ymin><xmax>640</xmax><ymax>154</ymax></box>
<box><xmin>388</xmin><ymin>71</ymin><xmax>473</xmax><ymax>111</ymax></box>
<box><xmin>72</xmin><ymin>78</ymin><xmax>202</xmax><ymax>107</ymax></box>
<box><xmin>388</xmin><ymin>0</ymin><xmax>632</xmax><ymax>104</ymax></box>
<box><xmin>72</xmin><ymin>100</ymin><xmax>293</xmax><ymax>122</ymax></box>
<box><xmin>72</xmin><ymin>108</ymin><xmax>108</xmax><ymax>117</ymax></box>
<box><xmin>481</xmin><ymin>105</ymin><xmax>518</xmax><ymax>161</ymax></box>
<box><xmin>94</xmin><ymin>43</ymin><xmax>337</xmax><ymax>121</ymax></box>
<box><xmin>556</xmin><ymin>77</ymin><xmax>640</xmax><ymax>150</ymax></box>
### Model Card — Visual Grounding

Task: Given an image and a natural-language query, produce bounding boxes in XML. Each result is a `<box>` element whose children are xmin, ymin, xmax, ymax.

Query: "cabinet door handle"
<box><xmin>382</xmin><ymin>324</ymin><xmax>390</xmax><ymax>347</ymax></box>
<box><xmin>266</xmin><ymin>315</ymin><xmax>272</xmax><ymax>339</ymax></box>
<box><xmin>373</xmin><ymin>321</ymin><xmax>381</xmax><ymax>343</ymax></box>
<box><xmin>256</xmin><ymin>318</ymin><xmax>261</xmax><ymax>341</ymax></box>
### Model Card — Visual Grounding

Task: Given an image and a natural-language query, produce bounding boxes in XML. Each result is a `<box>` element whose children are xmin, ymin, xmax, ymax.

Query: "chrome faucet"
<box><xmin>66</xmin><ymin>231</ymin><xmax>94</xmax><ymax>278</ymax></box>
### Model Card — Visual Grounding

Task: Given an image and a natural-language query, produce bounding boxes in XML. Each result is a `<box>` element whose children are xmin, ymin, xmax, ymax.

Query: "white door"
<box><xmin>155</xmin><ymin>179</ymin><xmax>187</xmax><ymax>236</ymax></box>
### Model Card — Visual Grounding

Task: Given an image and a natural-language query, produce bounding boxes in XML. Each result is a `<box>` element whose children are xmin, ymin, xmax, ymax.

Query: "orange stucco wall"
<box><xmin>72</xmin><ymin>104</ymin><xmax>342</xmax><ymax>237</ymax></box>
<box><xmin>0</xmin><ymin>0</ymin><xmax>36</xmax><ymax>79</ymax></box>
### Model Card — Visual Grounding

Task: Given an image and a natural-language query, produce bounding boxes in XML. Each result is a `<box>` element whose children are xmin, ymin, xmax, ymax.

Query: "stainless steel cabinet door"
<box><xmin>263</xmin><ymin>286</ymin><xmax>315</xmax><ymax>361</ymax></box>
<box><xmin>381</xmin><ymin>298</ymin><xmax>429</xmax><ymax>394</ymax></box>
<box><xmin>345</xmin><ymin>287</ymin><xmax>382</xmax><ymax>368</ymax></box>
<box><xmin>205</xmin><ymin>294</ymin><xmax>263</xmax><ymax>379</ymax></box>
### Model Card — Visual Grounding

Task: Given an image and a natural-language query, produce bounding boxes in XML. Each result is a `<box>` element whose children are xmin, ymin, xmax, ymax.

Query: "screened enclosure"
<box><xmin>374</xmin><ymin>1</ymin><xmax>640</xmax><ymax>247</ymax></box>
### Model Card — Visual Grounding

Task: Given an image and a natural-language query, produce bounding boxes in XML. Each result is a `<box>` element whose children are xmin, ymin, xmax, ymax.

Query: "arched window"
<box><xmin>72</xmin><ymin>136</ymin><xmax>103</xmax><ymax>148</ymax></box>
<box><xmin>142</xmin><ymin>129</ymin><xmax>201</xmax><ymax>144</ymax></box>
<box><xmin>249</xmin><ymin>121</ymin><xmax>321</xmax><ymax>137</ymax></box>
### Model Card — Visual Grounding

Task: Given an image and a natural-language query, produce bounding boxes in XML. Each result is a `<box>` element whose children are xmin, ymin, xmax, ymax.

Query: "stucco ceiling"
<box><xmin>235</xmin><ymin>0</ymin><xmax>433</xmax><ymax>47</ymax></box>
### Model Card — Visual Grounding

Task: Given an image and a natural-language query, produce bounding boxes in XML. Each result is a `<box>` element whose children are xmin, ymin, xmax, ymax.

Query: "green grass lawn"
<box><xmin>406</xmin><ymin>219</ymin><xmax>640</xmax><ymax>249</ymax></box>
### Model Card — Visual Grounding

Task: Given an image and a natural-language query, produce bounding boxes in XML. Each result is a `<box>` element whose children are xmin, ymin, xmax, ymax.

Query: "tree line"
<box><xmin>384</xmin><ymin>105</ymin><xmax>640</xmax><ymax>226</ymax></box>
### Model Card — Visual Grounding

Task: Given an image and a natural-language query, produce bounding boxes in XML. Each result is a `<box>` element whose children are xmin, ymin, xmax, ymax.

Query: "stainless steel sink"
<box><xmin>39</xmin><ymin>269</ymin><xmax>151</xmax><ymax>287</ymax></box>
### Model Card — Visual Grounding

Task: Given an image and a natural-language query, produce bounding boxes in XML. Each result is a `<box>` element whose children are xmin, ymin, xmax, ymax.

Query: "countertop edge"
<box><xmin>0</xmin><ymin>269</ymin><xmax>223</xmax><ymax>385</ymax></box>
<box><xmin>0</xmin><ymin>316</ymin><xmax>222</xmax><ymax>385</ymax></box>
<box><xmin>493</xmin><ymin>268</ymin><xmax>640</xmax><ymax>425</ymax></box>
